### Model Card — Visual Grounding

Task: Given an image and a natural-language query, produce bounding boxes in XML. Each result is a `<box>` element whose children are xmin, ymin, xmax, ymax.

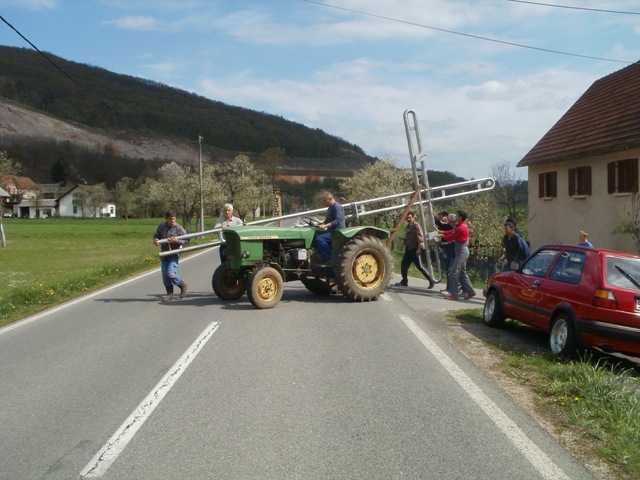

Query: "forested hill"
<box><xmin>0</xmin><ymin>45</ymin><xmax>367</xmax><ymax>159</ymax></box>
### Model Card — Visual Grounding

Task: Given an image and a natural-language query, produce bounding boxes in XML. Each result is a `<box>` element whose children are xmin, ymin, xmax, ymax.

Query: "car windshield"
<box><xmin>606</xmin><ymin>256</ymin><xmax>640</xmax><ymax>290</ymax></box>
<box><xmin>521</xmin><ymin>248</ymin><xmax>561</xmax><ymax>277</ymax></box>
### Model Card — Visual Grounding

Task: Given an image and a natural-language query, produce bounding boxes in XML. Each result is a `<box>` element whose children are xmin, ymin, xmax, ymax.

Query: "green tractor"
<box><xmin>212</xmin><ymin>217</ymin><xmax>394</xmax><ymax>309</ymax></box>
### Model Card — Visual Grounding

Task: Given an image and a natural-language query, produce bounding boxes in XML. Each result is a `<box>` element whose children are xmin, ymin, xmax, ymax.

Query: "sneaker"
<box><xmin>162</xmin><ymin>294</ymin><xmax>174</xmax><ymax>302</ymax></box>
<box><xmin>428</xmin><ymin>281</ymin><xmax>435</xmax><ymax>290</ymax></box>
<box><xmin>395</xmin><ymin>281</ymin><xmax>408</xmax><ymax>286</ymax></box>
<box><xmin>179</xmin><ymin>283</ymin><xmax>188</xmax><ymax>299</ymax></box>
<box><xmin>463</xmin><ymin>291</ymin><xmax>477</xmax><ymax>300</ymax></box>
<box><xmin>444</xmin><ymin>295</ymin><xmax>460</xmax><ymax>301</ymax></box>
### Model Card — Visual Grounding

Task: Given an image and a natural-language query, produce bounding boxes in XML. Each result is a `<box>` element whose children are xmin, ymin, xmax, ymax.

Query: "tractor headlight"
<box><xmin>241</xmin><ymin>251</ymin><xmax>251</xmax><ymax>259</ymax></box>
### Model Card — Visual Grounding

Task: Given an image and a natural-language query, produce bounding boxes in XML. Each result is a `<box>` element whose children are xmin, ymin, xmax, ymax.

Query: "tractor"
<box><xmin>157</xmin><ymin>109</ymin><xmax>495</xmax><ymax>309</ymax></box>
<box><xmin>211</xmin><ymin>217</ymin><xmax>393</xmax><ymax>309</ymax></box>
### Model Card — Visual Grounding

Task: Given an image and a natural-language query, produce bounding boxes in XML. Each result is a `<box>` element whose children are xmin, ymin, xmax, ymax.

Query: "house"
<box><xmin>0</xmin><ymin>175</ymin><xmax>41</xmax><ymax>217</ymax></box>
<box><xmin>518</xmin><ymin>61</ymin><xmax>640</xmax><ymax>254</ymax></box>
<box><xmin>56</xmin><ymin>184</ymin><xmax>116</xmax><ymax>218</ymax></box>
<box><xmin>0</xmin><ymin>186</ymin><xmax>9</xmax><ymax>215</ymax></box>
<box><xmin>0</xmin><ymin>176</ymin><xmax>116</xmax><ymax>218</ymax></box>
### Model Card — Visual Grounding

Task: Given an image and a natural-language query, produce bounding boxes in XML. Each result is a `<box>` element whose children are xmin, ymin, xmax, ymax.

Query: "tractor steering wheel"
<box><xmin>300</xmin><ymin>216</ymin><xmax>320</xmax><ymax>227</ymax></box>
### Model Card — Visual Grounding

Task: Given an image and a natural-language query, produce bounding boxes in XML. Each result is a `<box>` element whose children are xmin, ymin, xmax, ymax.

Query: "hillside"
<box><xmin>0</xmin><ymin>102</ymin><xmax>198</xmax><ymax>162</ymax></box>
<box><xmin>0</xmin><ymin>45</ymin><xmax>375</xmax><ymax>185</ymax></box>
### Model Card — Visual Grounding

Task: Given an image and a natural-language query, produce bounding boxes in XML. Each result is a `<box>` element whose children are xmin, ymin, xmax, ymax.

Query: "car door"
<box><xmin>501</xmin><ymin>248</ymin><xmax>561</xmax><ymax>326</ymax></box>
<box><xmin>534</xmin><ymin>249</ymin><xmax>588</xmax><ymax>329</ymax></box>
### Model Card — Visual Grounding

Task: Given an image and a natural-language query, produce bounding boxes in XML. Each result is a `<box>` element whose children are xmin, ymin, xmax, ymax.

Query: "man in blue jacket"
<box><xmin>314</xmin><ymin>192</ymin><xmax>346</xmax><ymax>263</ymax></box>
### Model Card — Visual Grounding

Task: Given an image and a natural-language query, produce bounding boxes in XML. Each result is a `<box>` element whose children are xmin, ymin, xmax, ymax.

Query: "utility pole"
<box><xmin>198</xmin><ymin>135</ymin><xmax>204</xmax><ymax>232</ymax></box>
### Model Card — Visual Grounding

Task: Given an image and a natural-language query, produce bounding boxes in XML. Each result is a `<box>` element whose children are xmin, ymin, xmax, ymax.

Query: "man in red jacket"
<box><xmin>437</xmin><ymin>210</ymin><xmax>475</xmax><ymax>300</ymax></box>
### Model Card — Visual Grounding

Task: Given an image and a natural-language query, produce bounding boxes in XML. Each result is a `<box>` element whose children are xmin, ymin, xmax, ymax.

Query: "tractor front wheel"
<box><xmin>247</xmin><ymin>266</ymin><xmax>284</xmax><ymax>309</ymax></box>
<box><xmin>336</xmin><ymin>235</ymin><xmax>393</xmax><ymax>302</ymax></box>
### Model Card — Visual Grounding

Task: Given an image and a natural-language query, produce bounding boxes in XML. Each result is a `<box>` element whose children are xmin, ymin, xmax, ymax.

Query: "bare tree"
<box><xmin>114</xmin><ymin>177</ymin><xmax>137</xmax><ymax>219</ymax></box>
<box><xmin>491</xmin><ymin>160</ymin><xmax>525</xmax><ymax>225</ymax></box>
<box><xmin>261</xmin><ymin>147</ymin><xmax>285</xmax><ymax>186</ymax></box>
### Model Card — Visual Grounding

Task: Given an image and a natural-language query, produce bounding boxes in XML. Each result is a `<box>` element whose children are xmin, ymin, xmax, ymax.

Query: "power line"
<box><xmin>0</xmin><ymin>14</ymin><xmax>150</xmax><ymax>131</ymax></box>
<box><xmin>506</xmin><ymin>0</ymin><xmax>640</xmax><ymax>15</ymax></box>
<box><xmin>302</xmin><ymin>1</ymin><xmax>633</xmax><ymax>64</ymax></box>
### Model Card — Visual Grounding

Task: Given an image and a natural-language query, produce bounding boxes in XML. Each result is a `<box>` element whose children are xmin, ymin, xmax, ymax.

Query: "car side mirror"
<box><xmin>510</xmin><ymin>261</ymin><xmax>521</xmax><ymax>271</ymax></box>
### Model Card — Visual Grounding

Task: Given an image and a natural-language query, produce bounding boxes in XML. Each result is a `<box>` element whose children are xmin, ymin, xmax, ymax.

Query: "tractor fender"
<box><xmin>334</xmin><ymin>226</ymin><xmax>390</xmax><ymax>241</ymax></box>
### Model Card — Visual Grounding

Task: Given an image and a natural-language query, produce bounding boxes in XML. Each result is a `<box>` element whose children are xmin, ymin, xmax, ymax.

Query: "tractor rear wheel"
<box><xmin>247</xmin><ymin>266</ymin><xmax>284</xmax><ymax>309</ymax></box>
<box><xmin>212</xmin><ymin>263</ymin><xmax>246</xmax><ymax>300</ymax></box>
<box><xmin>336</xmin><ymin>235</ymin><xmax>393</xmax><ymax>302</ymax></box>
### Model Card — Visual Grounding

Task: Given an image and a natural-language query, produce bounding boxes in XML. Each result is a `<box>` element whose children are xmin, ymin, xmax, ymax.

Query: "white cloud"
<box><xmin>0</xmin><ymin>0</ymin><xmax>57</xmax><ymax>9</ymax></box>
<box><xmin>105</xmin><ymin>15</ymin><xmax>159</xmax><ymax>31</ymax></box>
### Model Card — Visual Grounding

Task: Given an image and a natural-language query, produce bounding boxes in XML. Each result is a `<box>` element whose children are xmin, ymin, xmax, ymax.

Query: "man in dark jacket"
<box><xmin>153</xmin><ymin>210</ymin><xmax>189</xmax><ymax>302</ymax></box>
<box><xmin>501</xmin><ymin>221</ymin><xmax>530</xmax><ymax>271</ymax></box>
<box><xmin>396</xmin><ymin>212</ymin><xmax>435</xmax><ymax>289</ymax></box>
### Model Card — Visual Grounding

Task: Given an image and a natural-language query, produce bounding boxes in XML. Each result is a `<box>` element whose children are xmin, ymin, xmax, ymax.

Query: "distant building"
<box><xmin>56</xmin><ymin>184</ymin><xmax>116</xmax><ymax>218</ymax></box>
<box><xmin>0</xmin><ymin>177</ymin><xmax>115</xmax><ymax>218</ymax></box>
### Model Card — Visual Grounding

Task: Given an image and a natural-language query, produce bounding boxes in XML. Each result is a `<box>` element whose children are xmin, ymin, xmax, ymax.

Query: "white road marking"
<box><xmin>80</xmin><ymin>321</ymin><xmax>221</xmax><ymax>479</ymax></box>
<box><xmin>380</xmin><ymin>292</ymin><xmax>393</xmax><ymax>301</ymax></box>
<box><xmin>397</xmin><ymin>314</ymin><xmax>570</xmax><ymax>480</ymax></box>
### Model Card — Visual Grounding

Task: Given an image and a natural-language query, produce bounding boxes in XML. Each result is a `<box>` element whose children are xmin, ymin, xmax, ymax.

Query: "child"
<box><xmin>578</xmin><ymin>230</ymin><xmax>593</xmax><ymax>247</ymax></box>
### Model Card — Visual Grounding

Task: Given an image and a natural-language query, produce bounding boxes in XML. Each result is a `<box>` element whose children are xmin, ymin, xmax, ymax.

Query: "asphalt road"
<box><xmin>0</xmin><ymin>247</ymin><xmax>594</xmax><ymax>480</ymax></box>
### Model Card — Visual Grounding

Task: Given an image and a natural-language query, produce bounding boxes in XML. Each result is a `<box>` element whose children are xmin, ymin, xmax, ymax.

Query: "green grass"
<box><xmin>0</xmin><ymin>217</ymin><xmax>214</xmax><ymax>327</ymax></box>
<box><xmin>452</xmin><ymin>309</ymin><xmax>640</xmax><ymax>479</ymax></box>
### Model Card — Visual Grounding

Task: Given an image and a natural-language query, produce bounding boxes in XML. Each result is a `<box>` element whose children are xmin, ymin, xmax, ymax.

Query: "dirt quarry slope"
<box><xmin>0</xmin><ymin>102</ymin><xmax>198</xmax><ymax>162</ymax></box>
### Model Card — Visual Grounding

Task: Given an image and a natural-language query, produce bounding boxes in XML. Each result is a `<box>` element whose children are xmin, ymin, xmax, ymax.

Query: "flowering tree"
<box><xmin>340</xmin><ymin>158</ymin><xmax>413</xmax><ymax>228</ymax></box>
<box><xmin>214</xmin><ymin>154</ymin><xmax>266</xmax><ymax>220</ymax></box>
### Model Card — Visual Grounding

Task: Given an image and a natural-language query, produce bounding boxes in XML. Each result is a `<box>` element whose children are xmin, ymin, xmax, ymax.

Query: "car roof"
<box><xmin>537</xmin><ymin>244</ymin><xmax>640</xmax><ymax>260</ymax></box>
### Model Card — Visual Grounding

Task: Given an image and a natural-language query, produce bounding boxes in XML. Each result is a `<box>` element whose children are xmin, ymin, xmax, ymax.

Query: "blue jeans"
<box><xmin>314</xmin><ymin>231</ymin><xmax>333</xmax><ymax>262</ymax></box>
<box><xmin>448</xmin><ymin>243</ymin><xmax>474</xmax><ymax>297</ymax></box>
<box><xmin>160</xmin><ymin>254</ymin><xmax>182</xmax><ymax>292</ymax></box>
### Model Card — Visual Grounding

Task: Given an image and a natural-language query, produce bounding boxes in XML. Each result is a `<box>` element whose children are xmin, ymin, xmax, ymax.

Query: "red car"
<box><xmin>483</xmin><ymin>244</ymin><xmax>640</xmax><ymax>357</ymax></box>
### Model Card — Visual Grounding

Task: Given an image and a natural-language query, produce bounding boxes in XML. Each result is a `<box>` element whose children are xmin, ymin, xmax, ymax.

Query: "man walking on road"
<box><xmin>153</xmin><ymin>210</ymin><xmax>189</xmax><ymax>302</ymax></box>
<box><xmin>396</xmin><ymin>211</ymin><xmax>435</xmax><ymax>289</ymax></box>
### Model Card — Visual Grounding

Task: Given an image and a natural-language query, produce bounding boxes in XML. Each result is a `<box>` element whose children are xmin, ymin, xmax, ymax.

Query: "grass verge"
<box><xmin>0</xmin><ymin>217</ymin><xmax>214</xmax><ymax>328</ymax></box>
<box><xmin>451</xmin><ymin>309</ymin><xmax>640</xmax><ymax>479</ymax></box>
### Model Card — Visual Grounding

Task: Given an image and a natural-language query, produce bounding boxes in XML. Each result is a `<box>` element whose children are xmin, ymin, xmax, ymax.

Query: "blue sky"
<box><xmin>1</xmin><ymin>1</ymin><xmax>639</xmax><ymax>179</ymax></box>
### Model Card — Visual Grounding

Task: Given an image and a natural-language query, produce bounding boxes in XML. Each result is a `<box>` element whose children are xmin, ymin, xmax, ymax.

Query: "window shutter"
<box><xmin>585</xmin><ymin>166</ymin><xmax>592</xmax><ymax>195</ymax></box>
<box><xmin>538</xmin><ymin>173</ymin><xmax>545</xmax><ymax>198</ymax></box>
<box><xmin>607</xmin><ymin>162</ymin><xmax>616</xmax><ymax>193</ymax></box>
<box><xmin>632</xmin><ymin>159</ymin><xmax>639</xmax><ymax>192</ymax></box>
<box><xmin>568</xmin><ymin>168</ymin><xmax>576</xmax><ymax>196</ymax></box>
<box><xmin>550</xmin><ymin>172</ymin><xmax>557</xmax><ymax>197</ymax></box>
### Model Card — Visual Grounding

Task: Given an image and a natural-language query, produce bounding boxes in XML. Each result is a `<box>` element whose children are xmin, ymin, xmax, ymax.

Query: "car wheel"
<box><xmin>247</xmin><ymin>266</ymin><xmax>284</xmax><ymax>309</ymax></box>
<box><xmin>483</xmin><ymin>290</ymin><xmax>505</xmax><ymax>327</ymax></box>
<box><xmin>549</xmin><ymin>313</ymin><xmax>577</xmax><ymax>356</ymax></box>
